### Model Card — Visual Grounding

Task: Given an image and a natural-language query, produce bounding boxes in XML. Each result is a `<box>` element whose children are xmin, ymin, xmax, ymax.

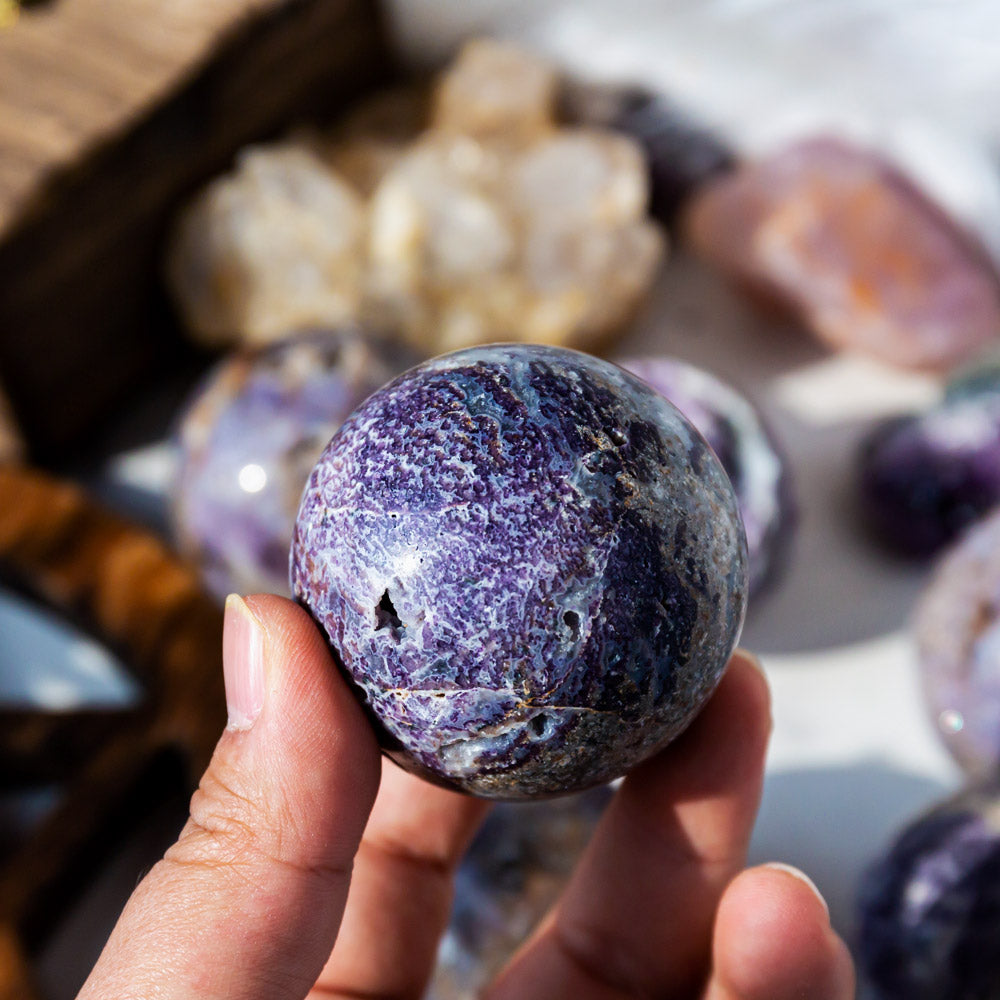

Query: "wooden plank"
<box><xmin>0</xmin><ymin>0</ymin><xmax>391</xmax><ymax>460</ymax></box>
<box><xmin>0</xmin><ymin>0</ymin><xmax>278</xmax><ymax>229</ymax></box>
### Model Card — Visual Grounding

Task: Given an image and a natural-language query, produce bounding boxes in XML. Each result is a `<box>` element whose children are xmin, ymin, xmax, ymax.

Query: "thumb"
<box><xmin>78</xmin><ymin>594</ymin><xmax>382</xmax><ymax>1000</ymax></box>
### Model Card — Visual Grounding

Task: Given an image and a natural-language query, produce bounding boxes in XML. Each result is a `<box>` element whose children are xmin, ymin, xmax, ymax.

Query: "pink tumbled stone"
<box><xmin>685</xmin><ymin>138</ymin><xmax>1000</xmax><ymax>371</ymax></box>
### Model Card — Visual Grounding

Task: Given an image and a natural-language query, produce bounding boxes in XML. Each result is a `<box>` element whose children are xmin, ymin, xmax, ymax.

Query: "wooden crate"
<box><xmin>0</xmin><ymin>0</ymin><xmax>392</xmax><ymax>461</ymax></box>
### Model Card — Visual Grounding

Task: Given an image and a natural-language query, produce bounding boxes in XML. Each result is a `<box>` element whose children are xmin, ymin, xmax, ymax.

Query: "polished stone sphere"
<box><xmin>172</xmin><ymin>329</ymin><xmax>400</xmax><ymax>600</ymax></box>
<box><xmin>429</xmin><ymin>787</ymin><xmax>611</xmax><ymax>999</ymax></box>
<box><xmin>857</xmin><ymin>782</ymin><xmax>1000</xmax><ymax>1000</ymax></box>
<box><xmin>292</xmin><ymin>344</ymin><xmax>747</xmax><ymax>799</ymax></box>
<box><xmin>618</xmin><ymin>356</ymin><xmax>795</xmax><ymax>596</ymax></box>
<box><xmin>915</xmin><ymin>508</ymin><xmax>1000</xmax><ymax>778</ymax></box>
<box><xmin>859</xmin><ymin>390</ymin><xmax>1000</xmax><ymax>558</ymax></box>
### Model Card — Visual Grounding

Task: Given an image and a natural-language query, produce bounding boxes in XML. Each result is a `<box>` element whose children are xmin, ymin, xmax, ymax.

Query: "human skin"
<box><xmin>77</xmin><ymin>594</ymin><xmax>855</xmax><ymax>1000</ymax></box>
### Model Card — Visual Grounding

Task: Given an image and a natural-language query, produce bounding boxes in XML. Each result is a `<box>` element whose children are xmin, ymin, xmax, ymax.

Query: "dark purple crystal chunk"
<box><xmin>618</xmin><ymin>356</ymin><xmax>796</xmax><ymax>596</ymax></box>
<box><xmin>857</xmin><ymin>782</ymin><xmax>1000</xmax><ymax>1000</ymax></box>
<box><xmin>561</xmin><ymin>81</ymin><xmax>735</xmax><ymax>227</ymax></box>
<box><xmin>292</xmin><ymin>345</ymin><xmax>747</xmax><ymax>799</ymax></box>
<box><xmin>859</xmin><ymin>371</ymin><xmax>1000</xmax><ymax>557</ymax></box>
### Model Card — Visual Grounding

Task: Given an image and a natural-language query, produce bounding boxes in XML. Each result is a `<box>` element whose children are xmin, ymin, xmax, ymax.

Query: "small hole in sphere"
<box><xmin>529</xmin><ymin>714</ymin><xmax>549</xmax><ymax>738</ymax></box>
<box><xmin>562</xmin><ymin>610</ymin><xmax>580</xmax><ymax>640</ymax></box>
<box><xmin>374</xmin><ymin>590</ymin><xmax>403</xmax><ymax>632</ymax></box>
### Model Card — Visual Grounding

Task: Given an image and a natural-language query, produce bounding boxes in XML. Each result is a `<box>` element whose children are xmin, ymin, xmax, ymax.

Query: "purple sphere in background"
<box><xmin>915</xmin><ymin>508</ymin><xmax>1000</xmax><ymax>779</ymax></box>
<box><xmin>292</xmin><ymin>344</ymin><xmax>747</xmax><ymax>799</ymax></box>
<box><xmin>859</xmin><ymin>389</ymin><xmax>1000</xmax><ymax>558</ymax></box>
<box><xmin>857</xmin><ymin>782</ymin><xmax>1000</xmax><ymax>1000</ymax></box>
<box><xmin>618</xmin><ymin>356</ymin><xmax>795</xmax><ymax>596</ymax></box>
<box><xmin>429</xmin><ymin>787</ymin><xmax>611</xmax><ymax>999</ymax></box>
<box><xmin>172</xmin><ymin>329</ymin><xmax>401</xmax><ymax>600</ymax></box>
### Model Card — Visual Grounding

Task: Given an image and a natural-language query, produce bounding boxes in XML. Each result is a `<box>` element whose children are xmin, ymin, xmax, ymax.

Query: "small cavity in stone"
<box><xmin>375</xmin><ymin>590</ymin><xmax>403</xmax><ymax>632</ymax></box>
<box><xmin>529</xmin><ymin>714</ymin><xmax>550</xmax><ymax>738</ymax></box>
<box><xmin>563</xmin><ymin>610</ymin><xmax>581</xmax><ymax>640</ymax></box>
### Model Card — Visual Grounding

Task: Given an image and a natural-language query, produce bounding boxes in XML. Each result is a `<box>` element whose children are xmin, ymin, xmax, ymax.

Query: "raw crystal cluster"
<box><xmin>856</xmin><ymin>782</ymin><xmax>1000</xmax><ymax>1000</ymax></box>
<box><xmin>166</xmin><ymin>146</ymin><xmax>367</xmax><ymax>348</ymax></box>
<box><xmin>859</xmin><ymin>364</ymin><xmax>1000</xmax><ymax>557</ymax></box>
<box><xmin>428</xmin><ymin>787</ymin><xmax>611</xmax><ymax>999</ymax></box>
<box><xmin>167</xmin><ymin>39</ymin><xmax>664</xmax><ymax>353</ymax></box>
<box><xmin>367</xmin><ymin>126</ymin><xmax>662</xmax><ymax>352</ymax></box>
<box><xmin>685</xmin><ymin>138</ymin><xmax>1000</xmax><ymax>370</ymax></box>
<box><xmin>915</xmin><ymin>508</ymin><xmax>1000</xmax><ymax>778</ymax></box>
<box><xmin>292</xmin><ymin>345</ymin><xmax>747</xmax><ymax>799</ymax></box>
<box><xmin>433</xmin><ymin>38</ymin><xmax>557</xmax><ymax>145</ymax></box>
<box><xmin>172</xmin><ymin>329</ymin><xmax>399</xmax><ymax>600</ymax></box>
<box><xmin>618</xmin><ymin>356</ymin><xmax>795</xmax><ymax>595</ymax></box>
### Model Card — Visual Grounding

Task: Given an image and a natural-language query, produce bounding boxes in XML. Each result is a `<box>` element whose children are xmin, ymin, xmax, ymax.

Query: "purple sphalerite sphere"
<box><xmin>857</xmin><ymin>782</ymin><xmax>1000</xmax><ymax>1000</ymax></box>
<box><xmin>173</xmin><ymin>329</ymin><xmax>400</xmax><ymax>599</ymax></box>
<box><xmin>618</xmin><ymin>356</ymin><xmax>795</xmax><ymax>595</ymax></box>
<box><xmin>292</xmin><ymin>345</ymin><xmax>747</xmax><ymax>799</ymax></box>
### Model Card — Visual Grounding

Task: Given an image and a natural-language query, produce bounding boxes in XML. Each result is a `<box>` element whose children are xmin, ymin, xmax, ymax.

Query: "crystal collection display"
<box><xmin>155</xmin><ymin>34</ymin><xmax>1000</xmax><ymax>996</ymax></box>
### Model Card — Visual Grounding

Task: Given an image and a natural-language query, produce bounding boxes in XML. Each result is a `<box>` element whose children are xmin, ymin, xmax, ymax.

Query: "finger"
<box><xmin>78</xmin><ymin>594</ymin><xmax>382</xmax><ymax>1000</ymax></box>
<box><xmin>485</xmin><ymin>650</ymin><xmax>771</xmax><ymax>1000</ymax></box>
<box><xmin>313</xmin><ymin>758</ymin><xmax>490</xmax><ymax>999</ymax></box>
<box><xmin>704</xmin><ymin>864</ymin><xmax>856</xmax><ymax>1000</ymax></box>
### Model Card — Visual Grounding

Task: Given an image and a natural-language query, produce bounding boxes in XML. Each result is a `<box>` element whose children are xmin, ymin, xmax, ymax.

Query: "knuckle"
<box><xmin>162</xmin><ymin>759</ymin><xmax>352</xmax><ymax>889</ymax></box>
<box><xmin>166</xmin><ymin>761</ymin><xmax>273</xmax><ymax>876</ymax></box>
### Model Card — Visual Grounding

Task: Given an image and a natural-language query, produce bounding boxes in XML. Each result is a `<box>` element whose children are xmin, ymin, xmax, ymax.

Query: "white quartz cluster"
<box><xmin>166</xmin><ymin>39</ymin><xmax>664</xmax><ymax>353</ymax></box>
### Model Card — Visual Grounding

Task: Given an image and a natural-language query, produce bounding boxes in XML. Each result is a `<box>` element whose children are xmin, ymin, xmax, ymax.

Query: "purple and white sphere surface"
<box><xmin>915</xmin><ymin>508</ymin><xmax>1000</xmax><ymax>779</ymax></box>
<box><xmin>857</xmin><ymin>782</ymin><xmax>1000</xmax><ymax>1000</ymax></box>
<box><xmin>618</xmin><ymin>356</ymin><xmax>795</xmax><ymax>596</ymax></box>
<box><xmin>173</xmin><ymin>330</ymin><xmax>400</xmax><ymax>600</ymax></box>
<box><xmin>292</xmin><ymin>344</ymin><xmax>747</xmax><ymax>799</ymax></box>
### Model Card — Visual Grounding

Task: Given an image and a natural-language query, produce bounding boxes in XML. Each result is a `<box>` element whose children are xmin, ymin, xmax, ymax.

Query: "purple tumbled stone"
<box><xmin>916</xmin><ymin>509</ymin><xmax>1000</xmax><ymax>778</ymax></box>
<box><xmin>172</xmin><ymin>329</ymin><xmax>401</xmax><ymax>600</ymax></box>
<box><xmin>618</xmin><ymin>356</ymin><xmax>795</xmax><ymax>596</ymax></box>
<box><xmin>859</xmin><ymin>391</ymin><xmax>1000</xmax><ymax>558</ymax></box>
<box><xmin>291</xmin><ymin>344</ymin><xmax>747</xmax><ymax>799</ymax></box>
<box><xmin>685</xmin><ymin>137</ymin><xmax>1000</xmax><ymax>370</ymax></box>
<box><xmin>857</xmin><ymin>782</ymin><xmax>1000</xmax><ymax>1000</ymax></box>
